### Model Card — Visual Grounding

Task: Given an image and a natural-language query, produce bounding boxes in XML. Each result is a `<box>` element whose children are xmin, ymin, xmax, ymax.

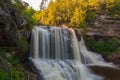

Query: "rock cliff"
<box><xmin>86</xmin><ymin>13</ymin><xmax>120</xmax><ymax>39</ymax></box>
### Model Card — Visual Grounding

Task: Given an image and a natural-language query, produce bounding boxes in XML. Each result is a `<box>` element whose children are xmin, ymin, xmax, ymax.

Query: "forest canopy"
<box><xmin>33</xmin><ymin>0</ymin><xmax>120</xmax><ymax>28</ymax></box>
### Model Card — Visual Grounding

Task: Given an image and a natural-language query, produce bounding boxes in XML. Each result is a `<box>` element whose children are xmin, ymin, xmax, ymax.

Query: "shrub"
<box><xmin>0</xmin><ymin>50</ymin><xmax>26</xmax><ymax>80</ymax></box>
<box><xmin>107</xmin><ymin>1</ymin><xmax>120</xmax><ymax>17</ymax></box>
<box><xmin>0</xmin><ymin>70</ymin><xmax>8</xmax><ymax>80</ymax></box>
<box><xmin>85</xmin><ymin>37</ymin><xmax>119</xmax><ymax>55</ymax></box>
<box><xmin>17</xmin><ymin>37</ymin><xmax>28</xmax><ymax>53</ymax></box>
<box><xmin>85</xmin><ymin>11</ymin><xmax>96</xmax><ymax>23</ymax></box>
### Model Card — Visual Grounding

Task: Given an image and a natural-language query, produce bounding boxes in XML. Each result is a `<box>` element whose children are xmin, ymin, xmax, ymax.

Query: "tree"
<box><xmin>33</xmin><ymin>0</ymin><xmax>88</xmax><ymax>28</ymax></box>
<box><xmin>33</xmin><ymin>0</ymin><xmax>120</xmax><ymax>28</ymax></box>
<box><xmin>12</xmin><ymin>1</ymin><xmax>36</xmax><ymax>30</ymax></box>
<box><xmin>107</xmin><ymin>0</ymin><xmax>120</xmax><ymax>17</ymax></box>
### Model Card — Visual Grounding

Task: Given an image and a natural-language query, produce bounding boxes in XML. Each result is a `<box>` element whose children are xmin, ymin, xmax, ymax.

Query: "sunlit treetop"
<box><xmin>32</xmin><ymin>0</ymin><xmax>120</xmax><ymax>28</ymax></box>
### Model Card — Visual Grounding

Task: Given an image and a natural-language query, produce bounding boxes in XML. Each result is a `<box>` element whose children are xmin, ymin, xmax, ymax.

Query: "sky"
<box><xmin>22</xmin><ymin>0</ymin><xmax>42</xmax><ymax>10</ymax></box>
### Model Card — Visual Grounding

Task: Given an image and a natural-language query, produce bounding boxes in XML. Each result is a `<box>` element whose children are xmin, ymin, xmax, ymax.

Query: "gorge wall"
<box><xmin>86</xmin><ymin>13</ymin><xmax>120</xmax><ymax>39</ymax></box>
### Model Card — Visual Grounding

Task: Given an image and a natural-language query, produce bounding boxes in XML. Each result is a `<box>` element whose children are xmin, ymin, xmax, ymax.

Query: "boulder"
<box><xmin>88</xmin><ymin>66</ymin><xmax>120</xmax><ymax>80</ymax></box>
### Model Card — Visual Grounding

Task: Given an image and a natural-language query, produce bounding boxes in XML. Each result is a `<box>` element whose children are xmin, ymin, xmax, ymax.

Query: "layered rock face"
<box><xmin>86</xmin><ymin>14</ymin><xmax>120</xmax><ymax>39</ymax></box>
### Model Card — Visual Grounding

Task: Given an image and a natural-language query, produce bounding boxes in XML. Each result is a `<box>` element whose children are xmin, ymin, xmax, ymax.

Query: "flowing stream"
<box><xmin>29</xmin><ymin>26</ymin><xmax>104</xmax><ymax>80</ymax></box>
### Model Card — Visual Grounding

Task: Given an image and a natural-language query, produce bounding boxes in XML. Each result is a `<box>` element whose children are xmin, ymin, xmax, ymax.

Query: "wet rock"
<box><xmin>74</xmin><ymin>28</ymin><xmax>84</xmax><ymax>41</ymax></box>
<box><xmin>107</xmin><ymin>54</ymin><xmax>120</xmax><ymax>67</ymax></box>
<box><xmin>23</xmin><ymin>60</ymin><xmax>39</xmax><ymax>80</ymax></box>
<box><xmin>88</xmin><ymin>65</ymin><xmax>120</xmax><ymax>80</ymax></box>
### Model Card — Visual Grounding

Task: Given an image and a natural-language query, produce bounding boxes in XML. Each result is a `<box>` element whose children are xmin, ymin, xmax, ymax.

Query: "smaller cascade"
<box><xmin>79</xmin><ymin>37</ymin><xmax>115</xmax><ymax>67</ymax></box>
<box><xmin>79</xmin><ymin>37</ymin><xmax>100</xmax><ymax>64</ymax></box>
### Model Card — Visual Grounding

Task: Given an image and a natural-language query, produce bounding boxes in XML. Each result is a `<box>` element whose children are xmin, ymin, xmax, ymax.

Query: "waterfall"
<box><xmin>79</xmin><ymin>37</ymin><xmax>115</xmax><ymax>67</ymax></box>
<box><xmin>30</xmin><ymin>26</ymin><xmax>81</xmax><ymax>60</ymax></box>
<box><xmin>79</xmin><ymin>37</ymin><xmax>103</xmax><ymax>64</ymax></box>
<box><xmin>30</xmin><ymin>26</ymin><xmax>103</xmax><ymax>80</ymax></box>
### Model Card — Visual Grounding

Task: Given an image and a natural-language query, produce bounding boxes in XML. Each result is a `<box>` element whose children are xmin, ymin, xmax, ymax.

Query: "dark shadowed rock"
<box><xmin>88</xmin><ymin>65</ymin><xmax>120</xmax><ymax>80</ymax></box>
<box><xmin>74</xmin><ymin>28</ymin><xmax>84</xmax><ymax>41</ymax></box>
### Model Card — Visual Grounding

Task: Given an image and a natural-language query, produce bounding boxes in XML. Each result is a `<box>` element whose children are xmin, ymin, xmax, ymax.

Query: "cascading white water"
<box><xmin>30</xmin><ymin>26</ymin><xmax>81</xmax><ymax>60</ymax></box>
<box><xmin>79</xmin><ymin>37</ymin><xmax>103</xmax><ymax>64</ymax></box>
<box><xmin>31</xmin><ymin>59</ymin><xmax>102</xmax><ymax>80</ymax></box>
<box><xmin>30</xmin><ymin>26</ymin><xmax>103</xmax><ymax>80</ymax></box>
<box><xmin>79</xmin><ymin>37</ymin><xmax>115</xmax><ymax>67</ymax></box>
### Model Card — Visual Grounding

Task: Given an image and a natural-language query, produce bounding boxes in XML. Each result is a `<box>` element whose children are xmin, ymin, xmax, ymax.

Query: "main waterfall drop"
<box><xmin>29</xmin><ymin>26</ymin><xmax>103</xmax><ymax>80</ymax></box>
